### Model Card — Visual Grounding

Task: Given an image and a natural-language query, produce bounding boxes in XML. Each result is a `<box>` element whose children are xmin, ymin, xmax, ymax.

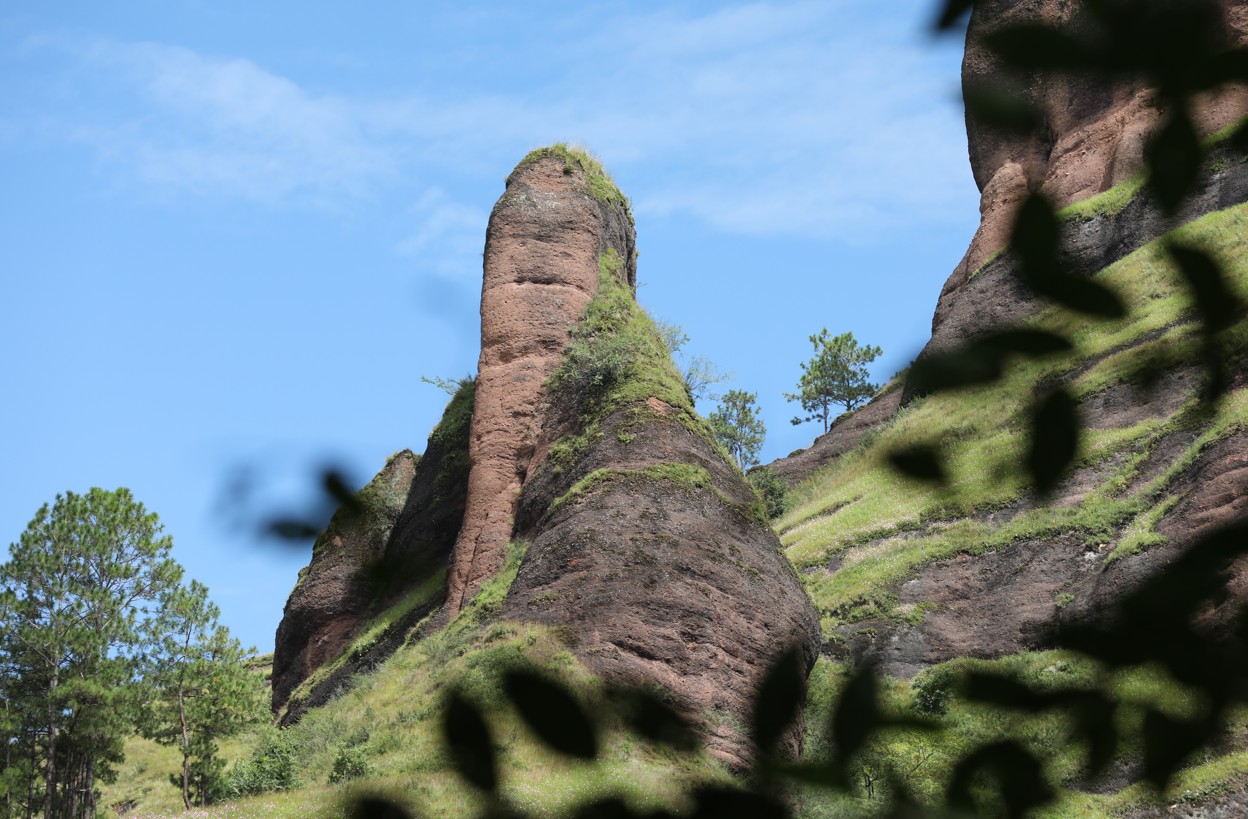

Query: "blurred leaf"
<box><xmin>1070</xmin><ymin>692</ymin><xmax>1119</xmax><ymax>781</ymax></box>
<box><xmin>888</xmin><ymin>445</ymin><xmax>948</xmax><ymax>485</ymax></box>
<box><xmin>964</xmin><ymin>85</ymin><xmax>1043</xmax><ymax>132</ymax></box>
<box><xmin>503</xmin><ymin>669</ymin><xmax>598</xmax><ymax>760</ymax></box>
<box><xmin>1147</xmin><ymin>113</ymin><xmax>1203</xmax><ymax>214</ymax></box>
<box><xmin>935</xmin><ymin>0</ymin><xmax>974</xmax><ymax>31</ymax></box>
<box><xmin>1027</xmin><ymin>389</ymin><xmax>1079</xmax><ymax>497</ymax></box>
<box><xmin>983</xmin><ymin>24</ymin><xmax>1093</xmax><ymax>70</ymax></box>
<box><xmin>1206</xmin><ymin>46</ymin><xmax>1248</xmax><ymax>86</ymax></box>
<box><xmin>1167</xmin><ymin>243</ymin><xmax>1242</xmax><ymax>333</ymax></box>
<box><xmin>616</xmin><ymin>688</ymin><xmax>700</xmax><ymax>752</ymax></box>
<box><xmin>962</xmin><ymin>672</ymin><xmax>1055</xmax><ymax>712</ymax></box>
<box><xmin>947</xmin><ymin>740</ymin><xmax>1054</xmax><ymax>818</ymax></box>
<box><xmin>752</xmin><ymin>647</ymin><xmax>805</xmax><ymax>756</ymax></box>
<box><xmin>323</xmin><ymin>469</ymin><xmax>366</xmax><ymax>516</ymax></box>
<box><xmin>1143</xmin><ymin>711</ymin><xmax>1210</xmax><ymax>789</ymax></box>
<box><xmin>349</xmin><ymin>796</ymin><xmax>414</xmax><ymax>819</ymax></box>
<box><xmin>443</xmin><ymin>692</ymin><xmax>497</xmax><ymax>793</ymax></box>
<box><xmin>265</xmin><ymin>520</ymin><xmax>321</xmax><ymax>541</ymax></box>
<box><xmin>689</xmin><ymin>786</ymin><xmax>789</xmax><ymax>819</ymax></box>
<box><xmin>907</xmin><ymin>345</ymin><xmax>1003</xmax><ymax>394</ymax></box>
<box><xmin>830</xmin><ymin>664</ymin><xmax>881</xmax><ymax>779</ymax></box>
<box><xmin>1013</xmin><ymin>194</ymin><xmax>1126</xmax><ymax>317</ymax></box>
<box><xmin>908</xmin><ymin>330</ymin><xmax>1073</xmax><ymax>397</ymax></box>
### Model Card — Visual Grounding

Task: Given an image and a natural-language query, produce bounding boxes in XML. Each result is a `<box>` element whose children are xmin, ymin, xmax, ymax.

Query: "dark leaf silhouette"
<box><xmin>947</xmin><ymin>740</ymin><xmax>1054</xmax><ymax>818</ymax></box>
<box><xmin>935</xmin><ymin>0</ymin><xmax>974</xmax><ymax>31</ymax></box>
<box><xmin>907</xmin><ymin>329</ymin><xmax>1073</xmax><ymax>397</ymax></box>
<box><xmin>1027</xmin><ymin>389</ymin><xmax>1079</xmax><ymax>497</ymax></box>
<box><xmin>503</xmin><ymin>669</ymin><xmax>598</xmax><ymax>760</ymax></box>
<box><xmin>888</xmin><ymin>445</ymin><xmax>947</xmax><ymax>484</ymax></box>
<box><xmin>1146</xmin><ymin>112</ymin><xmax>1203</xmax><ymax>214</ymax></box>
<box><xmin>1070</xmin><ymin>692</ymin><xmax>1119</xmax><ymax>781</ymax></box>
<box><xmin>1013</xmin><ymin>195</ymin><xmax>1126</xmax><ymax>317</ymax></box>
<box><xmin>983</xmin><ymin>24</ymin><xmax>1093</xmax><ymax>70</ymax></box>
<box><xmin>962</xmin><ymin>672</ymin><xmax>1056</xmax><ymax>712</ymax></box>
<box><xmin>689</xmin><ymin>786</ymin><xmax>789</xmax><ymax>819</ymax></box>
<box><xmin>615</xmin><ymin>688</ymin><xmax>699</xmax><ymax>752</ymax></box>
<box><xmin>349</xmin><ymin>796</ymin><xmax>414</xmax><ymax>819</ymax></box>
<box><xmin>1168</xmin><ymin>243</ymin><xmax>1242</xmax><ymax>333</ymax></box>
<box><xmin>1143</xmin><ymin>711</ymin><xmax>1211</xmax><ymax>789</ymax></box>
<box><xmin>751</xmin><ymin>647</ymin><xmax>805</xmax><ymax>757</ymax></box>
<box><xmin>443</xmin><ymin>692</ymin><xmax>498</xmax><ymax>793</ymax></box>
<box><xmin>963</xmin><ymin>85</ymin><xmax>1043</xmax><ymax>132</ymax></box>
<box><xmin>830</xmin><ymin>664</ymin><xmax>882</xmax><ymax>779</ymax></box>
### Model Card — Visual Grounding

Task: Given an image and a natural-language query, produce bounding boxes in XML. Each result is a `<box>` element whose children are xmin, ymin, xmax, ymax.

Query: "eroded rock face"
<box><xmin>955</xmin><ymin>0</ymin><xmax>1247</xmax><ymax>277</ymax></box>
<box><xmin>508</xmin><ymin>400</ymin><xmax>820</xmax><ymax>771</ymax></box>
<box><xmin>272</xmin><ymin>380</ymin><xmax>474</xmax><ymax>719</ymax></box>
<box><xmin>445</xmin><ymin>153</ymin><xmax>636</xmax><ymax>615</ymax></box>
<box><xmin>270</xmin><ymin>451</ymin><xmax>417</xmax><ymax>713</ymax></box>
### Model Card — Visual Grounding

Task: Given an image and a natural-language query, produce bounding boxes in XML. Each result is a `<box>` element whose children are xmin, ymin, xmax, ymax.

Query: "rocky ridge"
<box><xmin>272</xmin><ymin>147</ymin><xmax>820</xmax><ymax>767</ymax></box>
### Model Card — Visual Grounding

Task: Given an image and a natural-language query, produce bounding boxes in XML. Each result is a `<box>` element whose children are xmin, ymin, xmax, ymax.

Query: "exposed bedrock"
<box><xmin>507</xmin><ymin>401</ymin><xmax>821</xmax><ymax>771</ymax></box>
<box><xmin>271</xmin><ymin>379</ymin><xmax>474</xmax><ymax>719</ymax></box>
<box><xmin>270</xmin><ymin>451</ymin><xmax>418</xmax><ymax>714</ymax></box>
<box><xmin>913</xmin><ymin>0</ymin><xmax>1248</xmax><ymax>389</ymax></box>
<box><xmin>445</xmin><ymin>153</ymin><xmax>636</xmax><ymax>616</ymax></box>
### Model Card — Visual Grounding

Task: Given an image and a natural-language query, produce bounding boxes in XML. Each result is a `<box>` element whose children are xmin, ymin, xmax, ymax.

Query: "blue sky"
<box><xmin>1</xmin><ymin>1</ymin><xmax>980</xmax><ymax>653</ymax></box>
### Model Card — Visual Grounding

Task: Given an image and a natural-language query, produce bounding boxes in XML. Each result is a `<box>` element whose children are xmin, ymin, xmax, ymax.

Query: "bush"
<box><xmin>910</xmin><ymin>664</ymin><xmax>958</xmax><ymax>716</ymax></box>
<box><xmin>328</xmin><ymin>744</ymin><xmax>374</xmax><ymax>784</ymax></box>
<box><xmin>550</xmin><ymin>333</ymin><xmax>644</xmax><ymax>408</ymax></box>
<box><xmin>224</xmin><ymin>728</ymin><xmax>300</xmax><ymax>798</ymax></box>
<box><xmin>748</xmin><ymin>467</ymin><xmax>789</xmax><ymax>520</ymax></box>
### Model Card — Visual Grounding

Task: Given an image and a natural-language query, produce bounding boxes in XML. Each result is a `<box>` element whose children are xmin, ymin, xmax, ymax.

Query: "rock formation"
<box><xmin>272</xmin><ymin>146</ymin><xmax>820</xmax><ymax>766</ymax></box>
<box><xmin>769</xmin><ymin>0</ymin><xmax>1248</xmax><ymax>486</ymax></box>
<box><xmin>767</xmin><ymin>1</ymin><xmax>1248</xmax><ymax>691</ymax></box>
<box><xmin>272</xmin><ymin>379</ymin><xmax>473</xmax><ymax>721</ymax></box>
<box><xmin>445</xmin><ymin>150</ymin><xmax>636</xmax><ymax>616</ymax></box>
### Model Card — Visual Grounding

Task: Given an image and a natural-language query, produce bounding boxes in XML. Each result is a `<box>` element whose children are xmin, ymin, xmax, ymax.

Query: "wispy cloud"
<box><xmin>78</xmin><ymin>40</ymin><xmax>394</xmax><ymax>203</ymax></box>
<box><xmin>16</xmin><ymin>1</ymin><xmax>974</xmax><ymax>244</ymax></box>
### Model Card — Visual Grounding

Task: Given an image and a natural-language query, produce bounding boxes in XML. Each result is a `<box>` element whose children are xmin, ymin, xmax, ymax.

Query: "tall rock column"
<box><xmin>445</xmin><ymin>148</ymin><xmax>635</xmax><ymax>614</ymax></box>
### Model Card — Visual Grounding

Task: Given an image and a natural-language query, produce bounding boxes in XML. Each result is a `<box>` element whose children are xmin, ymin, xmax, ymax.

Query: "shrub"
<box><xmin>748</xmin><ymin>467</ymin><xmax>789</xmax><ymax>520</ymax></box>
<box><xmin>910</xmin><ymin>664</ymin><xmax>958</xmax><ymax>716</ymax></box>
<box><xmin>328</xmin><ymin>745</ymin><xmax>374</xmax><ymax>784</ymax></box>
<box><xmin>224</xmin><ymin>728</ymin><xmax>300</xmax><ymax>798</ymax></box>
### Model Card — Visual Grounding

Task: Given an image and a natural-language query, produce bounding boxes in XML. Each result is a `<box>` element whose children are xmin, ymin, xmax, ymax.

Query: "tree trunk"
<box><xmin>178</xmin><ymin>682</ymin><xmax>191</xmax><ymax>810</ymax></box>
<box><xmin>43</xmin><ymin>669</ymin><xmax>57</xmax><ymax>819</ymax></box>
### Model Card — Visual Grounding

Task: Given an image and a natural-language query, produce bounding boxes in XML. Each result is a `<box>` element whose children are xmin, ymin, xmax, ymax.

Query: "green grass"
<box><xmin>514</xmin><ymin>143</ymin><xmax>633</xmax><ymax>217</ymax></box>
<box><xmin>539</xmin><ymin>249</ymin><xmax>730</xmax><ymax>477</ymax></box>
<box><xmin>779</xmin><ymin>203</ymin><xmax>1248</xmax><ymax>635</ymax></box>
<box><xmin>798</xmin><ymin>653</ymin><xmax>1245</xmax><ymax>817</ymax></box>
<box><xmin>122</xmin><ymin>541</ymin><xmax>728</xmax><ymax>818</ymax></box>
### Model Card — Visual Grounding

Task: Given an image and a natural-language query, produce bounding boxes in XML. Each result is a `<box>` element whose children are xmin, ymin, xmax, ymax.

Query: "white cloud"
<box><xmin>78</xmin><ymin>41</ymin><xmax>394</xmax><ymax>203</ymax></box>
<box><xmin>395</xmin><ymin>188</ymin><xmax>488</xmax><ymax>280</ymax></box>
<box><xmin>23</xmin><ymin>1</ymin><xmax>975</xmax><ymax>241</ymax></box>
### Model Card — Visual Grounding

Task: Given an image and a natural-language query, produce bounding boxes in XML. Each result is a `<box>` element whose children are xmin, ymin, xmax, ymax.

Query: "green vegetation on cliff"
<box><xmin>780</xmin><ymin>202</ymin><xmax>1248</xmax><ymax>637</ymax></box>
<box><xmin>513</xmin><ymin>143</ymin><xmax>632</xmax><ymax>216</ymax></box>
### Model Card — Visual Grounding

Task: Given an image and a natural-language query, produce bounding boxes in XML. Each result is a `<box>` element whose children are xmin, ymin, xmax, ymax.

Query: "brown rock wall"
<box><xmin>446</xmin><ymin>154</ymin><xmax>635</xmax><ymax>615</ymax></box>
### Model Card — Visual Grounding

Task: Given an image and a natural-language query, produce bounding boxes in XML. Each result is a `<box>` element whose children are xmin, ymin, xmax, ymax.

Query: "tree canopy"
<box><xmin>786</xmin><ymin>329</ymin><xmax>882</xmax><ymax>432</ymax></box>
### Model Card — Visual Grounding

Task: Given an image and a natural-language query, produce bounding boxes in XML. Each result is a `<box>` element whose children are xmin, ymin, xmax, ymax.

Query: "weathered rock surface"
<box><xmin>446</xmin><ymin>153</ymin><xmax>636</xmax><ymax>615</ymax></box>
<box><xmin>764</xmin><ymin>386</ymin><xmax>902</xmax><ymax>488</ymax></box>
<box><xmin>272</xmin><ymin>380</ymin><xmax>474</xmax><ymax>719</ymax></box>
<box><xmin>270</xmin><ymin>451</ymin><xmax>417</xmax><ymax>714</ymax></box>
<box><xmin>273</xmin><ymin>147</ymin><xmax>820</xmax><ymax>767</ymax></box>
<box><xmin>508</xmin><ymin>399</ymin><xmax>820</xmax><ymax>769</ymax></box>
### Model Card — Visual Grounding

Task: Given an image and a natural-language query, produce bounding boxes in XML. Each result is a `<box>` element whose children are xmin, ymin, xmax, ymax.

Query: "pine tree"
<box><xmin>141</xmin><ymin>580</ymin><xmax>265</xmax><ymax>808</ymax></box>
<box><xmin>785</xmin><ymin>329</ymin><xmax>882</xmax><ymax>432</ymax></box>
<box><xmin>0</xmin><ymin>488</ymin><xmax>181</xmax><ymax>819</ymax></box>
<box><xmin>709</xmin><ymin>390</ymin><xmax>767</xmax><ymax>472</ymax></box>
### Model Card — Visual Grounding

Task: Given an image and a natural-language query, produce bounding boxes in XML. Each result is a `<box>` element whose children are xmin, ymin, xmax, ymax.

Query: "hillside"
<box><xmin>93</xmin><ymin>3</ymin><xmax>1248</xmax><ymax>818</ymax></box>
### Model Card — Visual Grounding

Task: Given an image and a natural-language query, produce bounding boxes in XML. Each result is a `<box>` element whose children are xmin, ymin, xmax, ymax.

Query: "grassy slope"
<box><xmin>780</xmin><ymin>203</ymin><xmax>1248</xmax><ymax>638</ymax></box>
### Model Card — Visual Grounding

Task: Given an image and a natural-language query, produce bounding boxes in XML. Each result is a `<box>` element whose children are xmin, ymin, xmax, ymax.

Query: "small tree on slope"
<box><xmin>786</xmin><ymin>329</ymin><xmax>882</xmax><ymax>432</ymax></box>
<box><xmin>710</xmin><ymin>390</ymin><xmax>767</xmax><ymax>473</ymax></box>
